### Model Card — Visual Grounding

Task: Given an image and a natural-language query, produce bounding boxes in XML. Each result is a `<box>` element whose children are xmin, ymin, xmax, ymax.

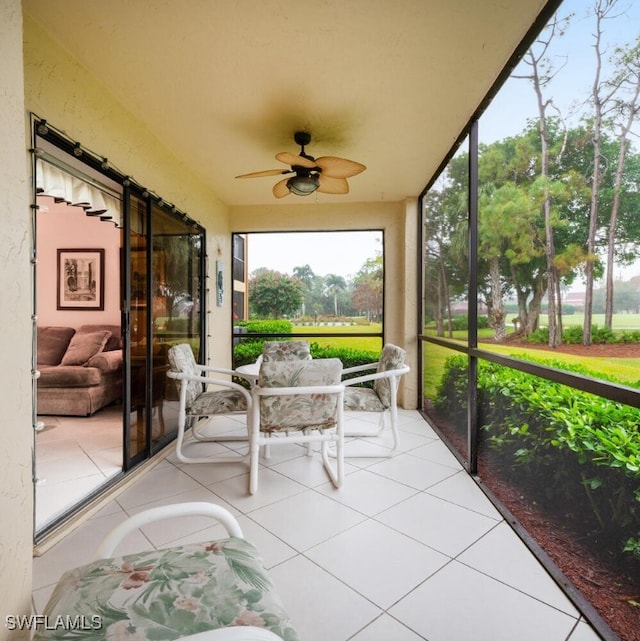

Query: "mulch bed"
<box><xmin>486</xmin><ymin>335</ymin><xmax>640</xmax><ymax>359</ymax></box>
<box><xmin>426</xmin><ymin>340</ymin><xmax>640</xmax><ymax>640</ymax></box>
<box><xmin>478</xmin><ymin>459</ymin><xmax>640</xmax><ymax>641</ymax></box>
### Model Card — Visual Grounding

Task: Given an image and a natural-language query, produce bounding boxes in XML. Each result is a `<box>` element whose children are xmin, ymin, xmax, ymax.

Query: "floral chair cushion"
<box><xmin>191</xmin><ymin>389</ymin><xmax>247</xmax><ymax>415</ymax></box>
<box><xmin>257</xmin><ymin>358</ymin><xmax>342</xmax><ymax>432</ymax></box>
<box><xmin>167</xmin><ymin>344</ymin><xmax>247</xmax><ymax>414</ymax></box>
<box><xmin>168</xmin><ymin>343</ymin><xmax>202</xmax><ymax>408</ymax></box>
<box><xmin>373</xmin><ymin>344</ymin><xmax>406</xmax><ymax>407</ymax></box>
<box><xmin>261</xmin><ymin>341</ymin><xmax>311</xmax><ymax>362</ymax></box>
<box><xmin>344</xmin><ymin>386</ymin><xmax>386</xmax><ymax>412</ymax></box>
<box><xmin>33</xmin><ymin>537</ymin><xmax>298</xmax><ymax>641</ymax></box>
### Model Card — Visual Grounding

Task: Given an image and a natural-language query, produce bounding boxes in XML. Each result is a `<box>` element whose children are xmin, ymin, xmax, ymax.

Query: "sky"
<box><xmin>479</xmin><ymin>0</ymin><xmax>640</xmax><ymax>144</ymax></box>
<box><xmin>479</xmin><ymin>0</ymin><xmax>640</xmax><ymax>286</ymax></box>
<box><xmin>247</xmin><ymin>230</ymin><xmax>383</xmax><ymax>278</ymax></box>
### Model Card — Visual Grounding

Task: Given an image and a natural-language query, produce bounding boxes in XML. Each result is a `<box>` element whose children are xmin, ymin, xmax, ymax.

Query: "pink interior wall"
<box><xmin>36</xmin><ymin>198</ymin><xmax>121</xmax><ymax>328</ymax></box>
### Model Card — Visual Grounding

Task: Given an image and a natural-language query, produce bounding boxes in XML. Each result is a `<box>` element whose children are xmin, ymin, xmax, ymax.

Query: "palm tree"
<box><xmin>324</xmin><ymin>273</ymin><xmax>346</xmax><ymax>316</ymax></box>
<box><xmin>293</xmin><ymin>264</ymin><xmax>315</xmax><ymax>315</ymax></box>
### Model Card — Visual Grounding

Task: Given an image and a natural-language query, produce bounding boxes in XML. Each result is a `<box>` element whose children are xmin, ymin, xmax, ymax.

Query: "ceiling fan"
<box><xmin>235</xmin><ymin>131</ymin><xmax>366</xmax><ymax>198</ymax></box>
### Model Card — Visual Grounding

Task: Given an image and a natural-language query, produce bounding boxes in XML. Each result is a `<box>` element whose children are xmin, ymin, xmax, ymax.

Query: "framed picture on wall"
<box><xmin>57</xmin><ymin>248</ymin><xmax>105</xmax><ymax>310</ymax></box>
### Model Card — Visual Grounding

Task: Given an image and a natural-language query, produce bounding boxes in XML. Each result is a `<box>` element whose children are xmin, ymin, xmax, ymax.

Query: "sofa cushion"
<box><xmin>78</xmin><ymin>324</ymin><xmax>122</xmax><ymax>351</ymax></box>
<box><xmin>37</xmin><ymin>327</ymin><xmax>76</xmax><ymax>366</ymax></box>
<box><xmin>86</xmin><ymin>349</ymin><xmax>123</xmax><ymax>373</ymax></box>
<box><xmin>61</xmin><ymin>330</ymin><xmax>112</xmax><ymax>366</ymax></box>
<box><xmin>38</xmin><ymin>364</ymin><xmax>103</xmax><ymax>387</ymax></box>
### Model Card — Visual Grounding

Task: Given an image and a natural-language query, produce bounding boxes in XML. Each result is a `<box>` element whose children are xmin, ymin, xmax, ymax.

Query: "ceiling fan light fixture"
<box><xmin>286</xmin><ymin>174</ymin><xmax>319</xmax><ymax>196</ymax></box>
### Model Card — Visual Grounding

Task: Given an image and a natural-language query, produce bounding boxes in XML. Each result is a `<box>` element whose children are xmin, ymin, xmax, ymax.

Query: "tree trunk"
<box><xmin>489</xmin><ymin>257</ymin><xmax>506</xmax><ymax>341</ymax></box>
<box><xmin>584</xmin><ymin>0</ymin><xmax>618</xmax><ymax>345</ymax></box>
<box><xmin>526</xmin><ymin>277</ymin><xmax>545</xmax><ymax>335</ymax></box>
<box><xmin>524</xmin><ymin>27</ymin><xmax>561</xmax><ymax>346</ymax></box>
<box><xmin>435</xmin><ymin>261</ymin><xmax>444</xmax><ymax>337</ymax></box>
<box><xmin>605</xmin><ymin>76</ymin><xmax>640</xmax><ymax>327</ymax></box>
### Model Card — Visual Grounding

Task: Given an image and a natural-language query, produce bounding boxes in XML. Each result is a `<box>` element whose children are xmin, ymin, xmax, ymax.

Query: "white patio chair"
<box><xmin>167</xmin><ymin>343</ymin><xmax>253</xmax><ymax>464</ymax></box>
<box><xmin>34</xmin><ymin>502</ymin><xmax>297</xmax><ymax>641</ymax></box>
<box><xmin>342</xmin><ymin>343</ymin><xmax>410</xmax><ymax>456</ymax></box>
<box><xmin>249</xmin><ymin>358</ymin><xmax>345</xmax><ymax>494</ymax></box>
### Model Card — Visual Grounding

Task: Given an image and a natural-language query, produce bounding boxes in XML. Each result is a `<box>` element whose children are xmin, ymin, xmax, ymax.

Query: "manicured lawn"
<box><xmin>556</xmin><ymin>313</ymin><xmax>640</xmax><ymax>331</ymax></box>
<box><xmin>293</xmin><ymin>323</ymin><xmax>383</xmax><ymax>352</ymax></box>
<box><xmin>481</xmin><ymin>343</ymin><xmax>640</xmax><ymax>381</ymax></box>
<box><xmin>422</xmin><ymin>337</ymin><xmax>640</xmax><ymax>398</ymax></box>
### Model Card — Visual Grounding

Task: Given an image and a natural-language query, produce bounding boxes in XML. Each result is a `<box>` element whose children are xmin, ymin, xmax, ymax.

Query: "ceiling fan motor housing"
<box><xmin>294</xmin><ymin>131</ymin><xmax>312</xmax><ymax>147</ymax></box>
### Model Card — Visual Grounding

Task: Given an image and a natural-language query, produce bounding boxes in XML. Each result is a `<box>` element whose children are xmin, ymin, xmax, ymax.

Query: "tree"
<box><xmin>583</xmin><ymin>0</ymin><xmax>622</xmax><ymax>345</ymax></box>
<box><xmin>293</xmin><ymin>264</ymin><xmax>315</xmax><ymax>315</ymax></box>
<box><xmin>324</xmin><ymin>274</ymin><xmax>347</xmax><ymax>316</ymax></box>
<box><xmin>352</xmin><ymin>256</ymin><xmax>382</xmax><ymax>321</ymax></box>
<box><xmin>515</xmin><ymin>13</ymin><xmax>570</xmax><ymax>346</ymax></box>
<box><xmin>423</xmin><ymin>155</ymin><xmax>469</xmax><ymax>337</ymax></box>
<box><xmin>604</xmin><ymin>36</ymin><xmax>640</xmax><ymax>328</ymax></box>
<box><xmin>248</xmin><ymin>268</ymin><xmax>304</xmax><ymax>318</ymax></box>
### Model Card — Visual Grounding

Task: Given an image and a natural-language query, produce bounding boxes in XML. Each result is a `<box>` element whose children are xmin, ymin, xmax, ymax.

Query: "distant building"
<box><xmin>563</xmin><ymin>291</ymin><xmax>586</xmax><ymax>309</ymax></box>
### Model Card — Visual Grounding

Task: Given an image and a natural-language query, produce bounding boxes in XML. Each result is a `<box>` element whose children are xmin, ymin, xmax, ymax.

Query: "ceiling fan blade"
<box><xmin>273</xmin><ymin>178</ymin><xmax>291</xmax><ymax>198</ymax></box>
<box><xmin>235</xmin><ymin>169</ymin><xmax>290</xmax><ymax>178</ymax></box>
<box><xmin>314</xmin><ymin>156</ymin><xmax>366</xmax><ymax>179</ymax></box>
<box><xmin>317</xmin><ymin>175</ymin><xmax>349</xmax><ymax>195</ymax></box>
<box><xmin>275</xmin><ymin>152</ymin><xmax>317</xmax><ymax>169</ymax></box>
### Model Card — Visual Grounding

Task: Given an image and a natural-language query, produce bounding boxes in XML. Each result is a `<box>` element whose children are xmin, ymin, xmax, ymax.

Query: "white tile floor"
<box><xmin>32</xmin><ymin>410</ymin><xmax>603</xmax><ymax>641</ymax></box>
<box><xmin>35</xmin><ymin>406</ymin><xmax>122</xmax><ymax>530</ymax></box>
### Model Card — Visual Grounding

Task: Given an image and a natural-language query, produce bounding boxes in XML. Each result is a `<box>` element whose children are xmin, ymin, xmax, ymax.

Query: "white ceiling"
<box><xmin>24</xmin><ymin>0</ymin><xmax>551</xmax><ymax>206</ymax></box>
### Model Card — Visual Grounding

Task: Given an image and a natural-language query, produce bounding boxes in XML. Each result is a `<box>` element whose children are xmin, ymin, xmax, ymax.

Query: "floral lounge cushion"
<box><xmin>258</xmin><ymin>358</ymin><xmax>342</xmax><ymax>432</ymax></box>
<box><xmin>261</xmin><ymin>340</ymin><xmax>311</xmax><ymax>362</ymax></box>
<box><xmin>33</xmin><ymin>537</ymin><xmax>298</xmax><ymax>641</ymax></box>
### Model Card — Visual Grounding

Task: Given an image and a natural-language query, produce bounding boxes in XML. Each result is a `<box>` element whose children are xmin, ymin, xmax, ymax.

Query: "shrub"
<box><xmin>234</xmin><ymin>320</ymin><xmax>292</xmax><ymax>343</ymax></box>
<box><xmin>527</xmin><ymin>327</ymin><xmax>549</xmax><ymax>344</ymax></box>
<box><xmin>433</xmin><ymin>353</ymin><xmax>640</xmax><ymax>559</ymax></box>
<box><xmin>591</xmin><ymin>325</ymin><xmax>617</xmax><ymax>344</ymax></box>
<box><xmin>232</xmin><ymin>342</ymin><xmax>264</xmax><ymax>366</ymax></box>
<box><xmin>309</xmin><ymin>343</ymin><xmax>380</xmax><ymax>382</ymax></box>
<box><xmin>442</xmin><ymin>315</ymin><xmax>489</xmax><ymax>331</ymax></box>
<box><xmin>562</xmin><ymin>325</ymin><xmax>584</xmax><ymax>344</ymax></box>
<box><xmin>528</xmin><ymin>324</ymin><xmax>629</xmax><ymax>345</ymax></box>
<box><xmin>620</xmin><ymin>330</ymin><xmax>640</xmax><ymax>344</ymax></box>
<box><xmin>232</xmin><ymin>341</ymin><xmax>381</xmax><ymax>387</ymax></box>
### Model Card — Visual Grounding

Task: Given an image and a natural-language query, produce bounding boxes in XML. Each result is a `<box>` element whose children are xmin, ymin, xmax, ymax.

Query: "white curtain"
<box><xmin>36</xmin><ymin>158</ymin><xmax>123</xmax><ymax>227</ymax></box>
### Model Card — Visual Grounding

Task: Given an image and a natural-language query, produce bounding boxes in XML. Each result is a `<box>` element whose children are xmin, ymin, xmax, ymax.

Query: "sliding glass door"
<box><xmin>32</xmin><ymin>117</ymin><xmax>206</xmax><ymax>533</ymax></box>
<box><xmin>124</xmin><ymin>192</ymin><xmax>204</xmax><ymax>469</ymax></box>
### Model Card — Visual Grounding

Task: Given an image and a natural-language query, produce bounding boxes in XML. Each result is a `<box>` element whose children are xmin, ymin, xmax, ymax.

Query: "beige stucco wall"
<box><xmin>0</xmin><ymin>13</ymin><xmax>421</xmax><ymax>627</ymax></box>
<box><xmin>229</xmin><ymin>200</ymin><xmax>419</xmax><ymax>408</ymax></box>
<box><xmin>0</xmin><ymin>1</ymin><xmax>33</xmax><ymax>638</ymax></box>
<box><xmin>22</xmin><ymin>14</ymin><xmax>233</xmax><ymax>367</ymax></box>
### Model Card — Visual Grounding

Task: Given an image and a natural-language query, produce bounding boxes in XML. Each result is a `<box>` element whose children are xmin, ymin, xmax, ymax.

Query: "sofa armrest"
<box><xmin>86</xmin><ymin>349</ymin><xmax>122</xmax><ymax>373</ymax></box>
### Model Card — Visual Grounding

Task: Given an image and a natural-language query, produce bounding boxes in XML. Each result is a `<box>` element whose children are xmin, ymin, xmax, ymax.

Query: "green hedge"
<box><xmin>234</xmin><ymin>320</ymin><xmax>293</xmax><ymax>342</ymax></box>
<box><xmin>528</xmin><ymin>324</ymin><xmax>639</xmax><ymax>345</ymax></box>
<box><xmin>232</xmin><ymin>340</ymin><xmax>381</xmax><ymax>387</ymax></box>
<box><xmin>434</xmin><ymin>354</ymin><xmax>640</xmax><ymax>559</ymax></box>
